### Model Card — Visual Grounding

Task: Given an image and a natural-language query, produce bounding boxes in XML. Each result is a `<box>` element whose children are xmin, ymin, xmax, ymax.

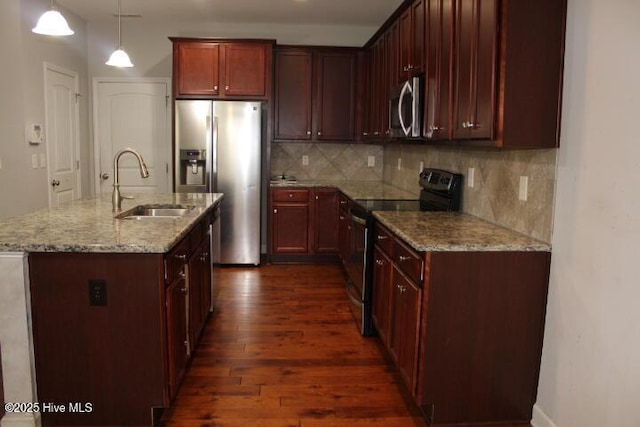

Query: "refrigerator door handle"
<box><xmin>210</xmin><ymin>116</ymin><xmax>218</xmax><ymax>193</ymax></box>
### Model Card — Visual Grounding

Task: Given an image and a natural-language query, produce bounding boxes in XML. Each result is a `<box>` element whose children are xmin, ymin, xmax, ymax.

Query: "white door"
<box><xmin>94</xmin><ymin>79</ymin><xmax>171</xmax><ymax>194</ymax></box>
<box><xmin>45</xmin><ymin>64</ymin><xmax>81</xmax><ymax>207</ymax></box>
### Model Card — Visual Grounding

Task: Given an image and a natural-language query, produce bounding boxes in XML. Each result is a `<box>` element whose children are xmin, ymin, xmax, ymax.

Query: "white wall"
<box><xmin>86</xmin><ymin>19</ymin><xmax>376</xmax><ymax>78</ymax></box>
<box><xmin>0</xmin><ymin>0</ymin><xmax>89</xmax><ymax>219</ymax></box>
<box><xmin>534</xmin><ymin>1</ymin><xmax>640</xmax><ymax>426</ymax></box>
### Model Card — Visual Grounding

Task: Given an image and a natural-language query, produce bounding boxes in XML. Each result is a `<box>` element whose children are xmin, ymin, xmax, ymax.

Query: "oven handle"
<box><xmin>350</xmin><ymin>213</ymin><xmax>367</xmax><ymax>227</ymax></box>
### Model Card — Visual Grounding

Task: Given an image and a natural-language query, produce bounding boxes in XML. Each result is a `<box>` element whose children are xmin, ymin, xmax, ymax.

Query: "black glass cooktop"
<box><xmin>353</xmin><ymin>199</ymin><xmax>422</xmax><ymax>212</ymax></box>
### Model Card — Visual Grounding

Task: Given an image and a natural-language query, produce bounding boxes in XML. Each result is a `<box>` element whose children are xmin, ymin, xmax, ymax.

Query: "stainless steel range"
<box><xmin>345</xmin><ymin>168</ymin><xmax>463</xmax><ymax>336</ymax></box>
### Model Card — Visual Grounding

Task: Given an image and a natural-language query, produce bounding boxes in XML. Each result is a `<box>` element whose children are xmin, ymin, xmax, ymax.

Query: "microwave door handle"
<box><xmin>398</xmin><ymin>81</ymin><xmax>412</xmax><ymax>136</ymax></box>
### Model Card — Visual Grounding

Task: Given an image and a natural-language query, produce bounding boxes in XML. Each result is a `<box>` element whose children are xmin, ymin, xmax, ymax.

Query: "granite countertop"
<box><xmin>373</xmin><ymin>211</ymin><xmax>551</xmax><ymax>252</ymax></box>
<box><xmin>0</xmin><ymin>193</ymin><xmax>223</xmax><ymax>253</ymax></box>
<box><xmin>270</xmin><ymin>179</ymin><xmax>418</xmax><ymax>201</ymax></box>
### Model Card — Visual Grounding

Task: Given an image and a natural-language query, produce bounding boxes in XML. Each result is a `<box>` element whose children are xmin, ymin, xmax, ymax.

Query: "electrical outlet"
<box><xmin>468</xmin><ymin>168</ymin><xmax>475</xmax><ymax>188</ymax></box>
<box><xmin>31</xmin><ymin>154</ymin><xmax>38</xmax><ymax>169</ymax></box>
<box><xmin>397</xmin><ymin>157</ymin><xmax>402</xmax><ymax>171</ymax></box>
<box><xmin>367</xmin><ymin>156</ymin><xmax>375</xmax><ymax>167</ymax></box>
<box><xmin>519</xmin><ymin>176</ymin><xmax>529</xmax><ymax>201</ymax></box>
<box><xmin>88</xmin><ymin>280</ymin><xmax>107</xmax><ymax>306</ymax></box>
<box><xmin>302</xmin><ymin>155</ymin><xmax>309</xmax><ymax>166</ymax></box>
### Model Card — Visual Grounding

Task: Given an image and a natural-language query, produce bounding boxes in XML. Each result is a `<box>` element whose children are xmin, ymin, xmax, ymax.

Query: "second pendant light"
<box><xmin>106</xmin><ymin>0</ymin><xmax>133</xmax><ymax>68</ymax></box>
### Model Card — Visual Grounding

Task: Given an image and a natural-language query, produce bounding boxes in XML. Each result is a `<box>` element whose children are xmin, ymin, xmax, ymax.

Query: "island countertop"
<box><xmin>373</xmin><ymin>211</ymin><xmax>551</xmax><ymax>252</ymax></box>
<box><xmin>0</xmin><ymin>193</ymin><xmax>223</xmax><ymax>253</ymax></box>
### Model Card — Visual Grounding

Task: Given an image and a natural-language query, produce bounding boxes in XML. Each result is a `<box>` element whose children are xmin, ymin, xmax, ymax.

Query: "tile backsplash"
<box><xmin>271</xmin><ymin>142</ymin><xmax>383</xmax><ymax>181</ymax></box>
<box><xmin>384</xmin><ymin>145</ymin><xmax>557</xmax><ymax>243</ymax></box>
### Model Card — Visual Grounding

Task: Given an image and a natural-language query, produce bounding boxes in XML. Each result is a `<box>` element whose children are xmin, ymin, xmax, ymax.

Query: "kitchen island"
<box><xmin>0</xmin><ymin>193</ymin><xmax>223</xmax><ymax>427</ymax></box>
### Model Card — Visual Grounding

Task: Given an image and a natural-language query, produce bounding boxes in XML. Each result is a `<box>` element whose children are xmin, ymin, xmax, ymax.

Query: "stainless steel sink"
<box><xmin>115</xmin><ymin>204</ymin><xmax>195</xmax><ymax>220</ymax></box>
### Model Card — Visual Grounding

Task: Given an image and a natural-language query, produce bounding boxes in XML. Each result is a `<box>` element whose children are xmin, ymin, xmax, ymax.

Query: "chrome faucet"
<box><xmin>112</xmin><ymin>148</ymin><xmax>150</xmax><ymax>212</ymax></box>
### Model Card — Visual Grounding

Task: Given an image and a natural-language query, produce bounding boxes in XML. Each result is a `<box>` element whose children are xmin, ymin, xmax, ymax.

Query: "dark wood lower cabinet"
<box><xmin>166</xmin><ymin>270</ymin><xmax>189</xmax><ymax>401</ymax></box>
<box><xmin>372</xmin><ymin>222</ymin><xmax>551</xmax><ymax>427</ymax></box>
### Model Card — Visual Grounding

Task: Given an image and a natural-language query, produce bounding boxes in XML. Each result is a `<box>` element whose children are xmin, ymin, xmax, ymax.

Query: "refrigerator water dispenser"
<box><xmin>179</xmin><ymin>149</ymin><xmax>207</xmax><ymax>189</ymax></box>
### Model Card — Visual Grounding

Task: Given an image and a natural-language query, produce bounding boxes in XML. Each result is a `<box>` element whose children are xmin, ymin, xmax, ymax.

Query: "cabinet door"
<box><xmin>222</xmin><ymin>43</ymin><xmax>268</xmax><ymax>97</ymax></box>
<box><xmin>372</xmin><ymin>246</ymin><xmax>393</xmax><ymax>347</ymax></box>
<box><xmin>398</xmin><ymin>8</ymin><xmax>412</xmax><ymax>78</ymax></box>
<box><xmin>453</xmin><ymin>0</ymin><xmax>498</xmax><ymax>139</ymax></box>
<box><xmin>390</xmin><ymin>266</ymin><xmax>421</xmax><ymax>395</ymax></box>
<box><xmin>188</xmin><ymin>244</ymin><xmax>205</xmax><ymax>352</ymax></box>
<box><xmin>166</xmin><ymin>270</ymin><xmax>188</xmax><ymax>400</ymax></box>
<box><xmin>175</xmin><ymin>43</ymin><xmax>220</xmax><ymax>97</ymax></box>
<box><xmin>272</xmin><ymin>203</ymin><xmax>310</xmax><ymax>253</ymax></box>
<box><xmin>274</xmin><ymin>50</ymin><xmax>313</xmax><ymax>140</ymax></box>
<box><xmin>338</xmin><ymin>207</ymin><xmax>350</xmax><ymax>266</ymax></box>
<box><xmin>315</xmin><ymin>51</ymin><xmax>357</xmax><ymax>140</ymax></box>
<box><xmin>387</xmin><ymin>20</ymin><xmax>401</xmax><ymax>87</ymax></box>
<box><xmin>411</xmin><ymin>0</ymin><xmax>426</xmax><ymax>75</ymax></box>
<box><xmin>425</xmin><ymin>0</ymin><xmax>454</xmax><ymax>140</ymax></box>
<box><xmin>312</xmin><ymin>189</ymin><xmax>339</xmax><ymax>253</ymax></box>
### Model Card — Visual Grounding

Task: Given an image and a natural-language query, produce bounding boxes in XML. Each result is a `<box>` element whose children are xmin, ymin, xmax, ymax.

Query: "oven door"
<box><xmin>345</xmin><ymin>208</ymin><xmax>373</xmax><ymax>335</ymax></box>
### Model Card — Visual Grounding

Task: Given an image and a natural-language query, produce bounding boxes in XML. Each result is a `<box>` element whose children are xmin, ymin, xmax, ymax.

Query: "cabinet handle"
<box><xmin>315</xmin><ymin>195</ymin><xmax>319</xmax><ymax>200</ymax></box>
<box><xmin>362</xmin><ymin>132</ymin><xmax>369</xmax><ymax>136</ymax></box>
<box><xmin>376</xmin><ymin>259</ymin><xmax>384</xmax><ymax>266</ymax></box>
<box><xmin>317</xmin><ymin>131</ymin><xmax>322</xmax><ymax>136</ymax></box>
<box><xmin>340</xmin><ymin>201</ymin><xmax>347</xmax><ymax>205</ymax></box>
<box><xmin>175</xmin><ymin>254</ymin><xmax>187</xmax><ymax>260</ymax></box>
<box><xmin>307</xmin><ymin>131</ymin><xmax>311</xmax><ymax>135</ymax></box>
<box><xmin>429</xmin><ymin>125</ymin><xmax>442</xmax><ymax>132</ymax></box>
<box><xmin>377</xmin><ymin>235</ymin><xmax>388</xmax><ymax>241</ymax></box>
<box><xmin>179</xmin><ymin>271</ymin><xmax>187</xmax><ymax>279</ymax></box>
<box><xmin>213</xmin><ymin>85</ymin><xmax>218</xmax><ymax>91</ymax></box>
<box><xmin>396</xmin><ymin>284</ymin><xmax>406</xmax><ymax>294</ymax></box>
<box><xmin>180</xmin><ymin>287</ymin><xmax>188</xmax><ymax>294</ymax></box>
<box><xmin>225</xmin><ymin>85</ymin><xmax>230</xmax><ymax>90</ymax></box>
<box><xmin>403</xmin><ymin>65</ymin><xmax>409</xmax><ymax>72</ymax></box>
<box><xmin>339</xmin><ymin>216</ymin><xmax>345</xmax><ymax>220</ymax></box>
<box><xmin>183</xmin><ymin>340</ymin><xmax>189</xmax><ymax>347</ymax></box>
<box><xmin>373</xmin><ymin>131</ymin><xmax>380</xmax><ymax>136</ymax></box>
<box><xmin>399</xmin><ymin>255</ymin><xmax>411</xmax><ymax>262</ymax></box>
<box><xmin>273</xmin><ymin>209</ymin><xmax>278</xmax><ymax>214</ymax></box>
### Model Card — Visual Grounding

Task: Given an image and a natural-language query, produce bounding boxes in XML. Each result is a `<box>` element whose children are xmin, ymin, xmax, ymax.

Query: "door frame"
<box><xmin>44</xmin><ymin>62</ymin><xmax>82</xmax><ymax>207</ymax></box>
<box><xmin>91</xmin><ymin>77</ymin><xmax>172</xmax><ymax>194</ymax></box>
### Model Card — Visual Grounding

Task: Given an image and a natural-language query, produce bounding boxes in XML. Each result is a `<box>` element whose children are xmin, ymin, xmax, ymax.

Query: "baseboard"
<box><xmin>531</xmin><ymin>404</ymin><xmax>558</xmax><ymax>427</ymax></box>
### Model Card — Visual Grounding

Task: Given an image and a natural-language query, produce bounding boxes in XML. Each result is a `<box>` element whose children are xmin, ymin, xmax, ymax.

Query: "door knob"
<box><xmin>101</xmin><ymin>173</ymin><xmax>110</xmax><ymax>180</ymax></box>
<box><xmin>51</xmin><ymin>179</ymin><xmax>60</xmax><ymax>187</ymax></box>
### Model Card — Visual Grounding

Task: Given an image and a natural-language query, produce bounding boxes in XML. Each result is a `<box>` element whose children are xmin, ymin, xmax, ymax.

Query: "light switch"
<box><xmin>32</xmin><ymin>154</ymin><xmax>38</xmax><ymax>169</ymax></box>
<box><xmin>367</xmin><ymin>156</ymin><xmax>375</xmax><ymax>167</ymax></box>
<box><xmin>40</xmin><ymin>153</ymin><xmax>47</xmax><ymax>168</ymax></box>
<box><xmin>468</xmin><ymin>168</ymin><xmax>475</xmax><ymax>188</ymax></box>
<box><xmin>302</xmin><ymin>155</ymin><xmax>309</xmax><ymax>166</ymax></box>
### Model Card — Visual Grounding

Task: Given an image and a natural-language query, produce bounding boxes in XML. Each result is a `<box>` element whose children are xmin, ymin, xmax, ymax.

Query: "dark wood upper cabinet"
<box><xmin>425</xmin><ymin>0</ymin><xmax>454</xmax><ymax>141</ymax></box>
<box><xmin>364</xmin><ymin>0</ymin><xmax>566</xmax><ymax>148</ymax></box>
<box><xmin>175</xmin><ymin>42</ymin><xmax>220</xmax><ymax>97</ymax></box>
<box><xmin>274</xmin><ymin>49</ymin><xmax>313</xmax><ymax>140</ymax></box>
<box><xmin>315</xmin><ymin>51</ymin><xmax>357</xmax><ymax>140</ymax></box>
<box><xmin>171</xmin><ymin>38</ymin><xmax>273</xmax><ymax>99</ymax></box>
<box><xmin>452</xmin><ymin>0</ymin><xmax>498</xmax><ymax>140</ymax></box>
<box><xmin>273</xmin><ymin>47</ymin><xmax>357</xmax><ymax>142</ymax></box>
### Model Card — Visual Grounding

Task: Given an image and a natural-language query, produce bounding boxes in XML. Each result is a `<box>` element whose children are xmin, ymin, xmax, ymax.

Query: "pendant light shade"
<box><xmin>106</xmin><ymin>0</ymin><xmax>134</xmax><ymax>68</ymax></box>
<box><xmin>32</xmin><ymin>1</ymin><xmax>74</xmax><ymax>36</ymax></box>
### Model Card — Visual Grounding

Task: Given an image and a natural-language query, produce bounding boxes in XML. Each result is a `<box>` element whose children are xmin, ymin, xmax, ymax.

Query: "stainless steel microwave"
<box><xmin>389</xmin><ymin>76</ymin><xmax>423</xmax><ymax>138</ymax></box>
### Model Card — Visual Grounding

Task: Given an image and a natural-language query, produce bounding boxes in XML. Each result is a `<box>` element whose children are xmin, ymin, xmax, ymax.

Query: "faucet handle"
<box><xmin>122</xmin><ymin>195</ymin><xmax>134</xmax><ymax>200</ymax></box>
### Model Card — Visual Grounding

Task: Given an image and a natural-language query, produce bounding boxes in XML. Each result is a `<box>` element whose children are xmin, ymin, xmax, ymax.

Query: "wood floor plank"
<box><xmin>162</xmin><ymin>264</ymin><xmax>427</xmax><ymax>427</ymax></box>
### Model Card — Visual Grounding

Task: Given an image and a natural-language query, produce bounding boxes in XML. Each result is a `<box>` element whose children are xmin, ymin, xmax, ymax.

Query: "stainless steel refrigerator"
<box><xmin>174</xmin><ymin>100</ymin><xmax>261</xmax><ymax>265</ymax></box>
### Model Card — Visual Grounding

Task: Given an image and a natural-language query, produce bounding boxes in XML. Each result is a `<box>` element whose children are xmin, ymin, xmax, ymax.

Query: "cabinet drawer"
<box><xmin>374</xmin><ymin>223</ymin><xmax>393</xmax><ymax>254</ymax></box>
<box><xmin>166</xmin><ymin>236</ymin><xmax>190</xmax><ymax>282</ymax></box>
<box><xmin>273</xmin><ymin>188</ymin><xmax>309</xmax><ymax>202</ymax></box>
<box><xmin>393</xmin><ymin>238</ymin><xmax>423</xmax><ymax>285</ymax></box>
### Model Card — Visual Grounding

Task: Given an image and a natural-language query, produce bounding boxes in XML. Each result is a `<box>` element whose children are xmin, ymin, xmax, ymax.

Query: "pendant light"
<box><xmin>106</xmin><ymin>0</ymin><xmax>134</xmax><ymax>68</ymax></box>
<box><xmin>32</xmin><ymin>0</ymin><xmax>74</xmax><ymax>36</ymax></box>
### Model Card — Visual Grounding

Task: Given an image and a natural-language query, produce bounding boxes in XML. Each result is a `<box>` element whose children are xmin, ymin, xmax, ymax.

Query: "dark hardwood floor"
<box><xmin>162</xmin><ymin>264</ymin><xmax>427</xmax><ymax>427</ymax></box>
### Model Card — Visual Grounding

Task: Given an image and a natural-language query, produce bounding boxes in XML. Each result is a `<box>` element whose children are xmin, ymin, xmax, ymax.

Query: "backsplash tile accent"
<box><xmin>384</xmin><ymin>145</ymin><xmax>557</xmax><ymax>243</ymax></box>
<box><xmin>271</xmin><ymin>143</ymin><xmax>383</xmax><ymax>181</ymax></box>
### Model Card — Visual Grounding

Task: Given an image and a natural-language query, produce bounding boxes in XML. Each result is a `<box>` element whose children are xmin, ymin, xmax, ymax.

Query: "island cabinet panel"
<box><xmin>172</xmin><ymin>38</ymin><xmax>273</xmax><ymax>99</ymax></box>
<box><xmin>166</xmin><ymin>267</ymin><xmax>189</xmax><ymax>401</ymax></box>
<box><xmin>29</xmin><ymin>253</ymin><xmax>168</xmax><ymax>427</ymax></box>
<box><xmin>273</xmin><ymin>47</ymin><xmax>357</xmax><ymax>142</ymax></box>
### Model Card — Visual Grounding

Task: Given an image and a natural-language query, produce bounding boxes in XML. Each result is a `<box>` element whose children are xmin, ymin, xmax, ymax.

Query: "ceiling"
<box><xmin>56</xmin><ymin>0</ymin><xmax>405</xmax><ymax>27</ymax></box>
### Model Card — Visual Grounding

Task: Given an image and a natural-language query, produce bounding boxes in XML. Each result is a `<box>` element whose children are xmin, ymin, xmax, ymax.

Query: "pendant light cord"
<box><xmin>117</xmin><ymin>0</ymin><xmax>122</xmax><ymax>48</ymax></box>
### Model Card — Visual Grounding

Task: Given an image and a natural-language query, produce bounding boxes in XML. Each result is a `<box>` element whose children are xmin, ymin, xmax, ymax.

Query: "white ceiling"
<box><xmin>56</xmin><ymin>0</ymin><xmax>404</xmax><ymax>27</ymax></box>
